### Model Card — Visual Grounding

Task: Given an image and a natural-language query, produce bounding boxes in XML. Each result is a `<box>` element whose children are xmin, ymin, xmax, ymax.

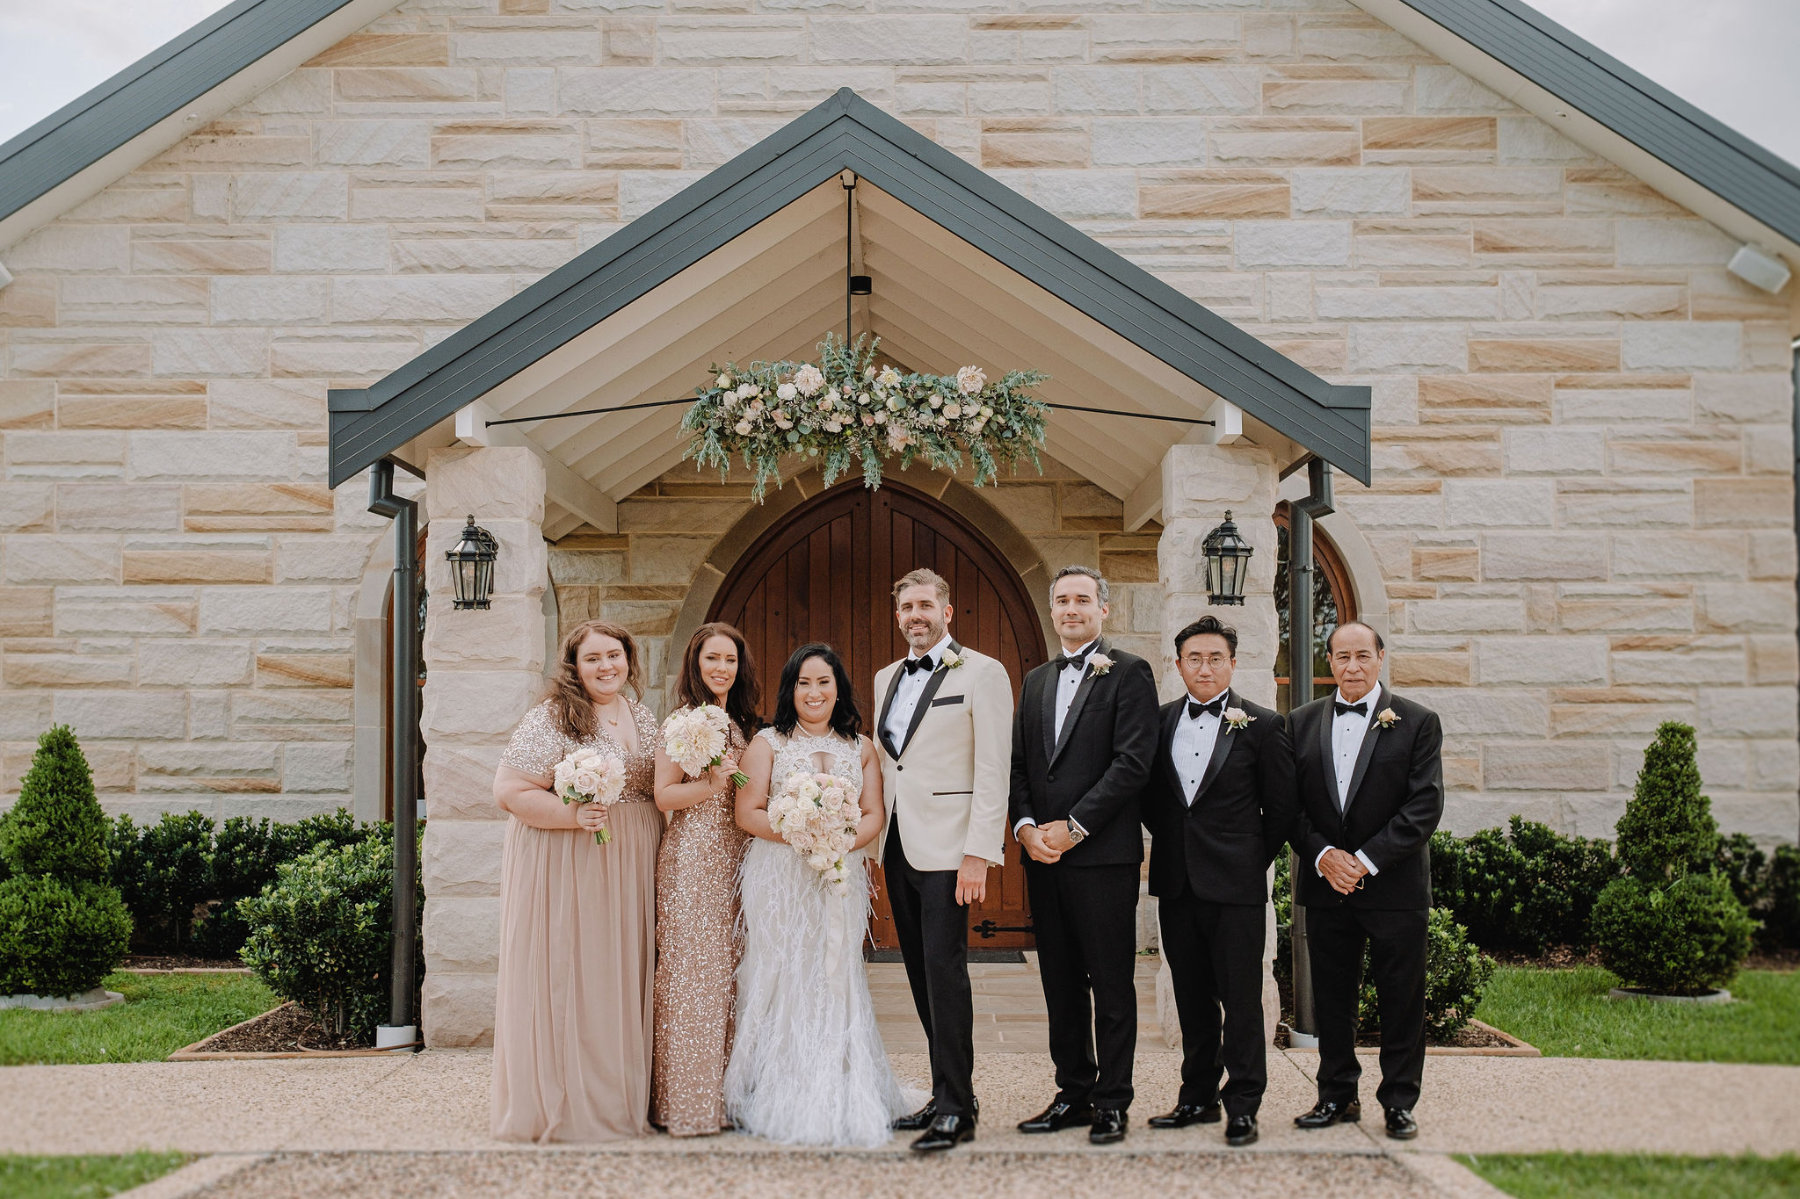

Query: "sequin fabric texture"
<box><xmin>650</xmin><ymin>712</ymin><xmax>752</xmax><ymax>1136</ymax></box>
<box><xmin>496</xmin><ymin>698</ymin><xmax>661</xmax><ymax>801</ymax></box>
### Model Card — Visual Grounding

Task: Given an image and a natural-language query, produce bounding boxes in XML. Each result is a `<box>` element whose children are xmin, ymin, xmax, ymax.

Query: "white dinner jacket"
<box><xmin>872</xmin><ymin>642</ymin><xmax>1014</xmax><ymax>871</ymax></box>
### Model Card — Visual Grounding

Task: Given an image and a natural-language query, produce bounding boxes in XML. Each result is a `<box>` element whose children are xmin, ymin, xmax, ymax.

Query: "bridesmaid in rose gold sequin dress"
<box><xmin>650</xmin><ymin>623</ymin><xmax>762</xmax><ymax>1136</ymax></box>
<box><xmin>490</xmin><ymin>620</ymin><xmax>662</xmax><ymax>1144</ymax></box>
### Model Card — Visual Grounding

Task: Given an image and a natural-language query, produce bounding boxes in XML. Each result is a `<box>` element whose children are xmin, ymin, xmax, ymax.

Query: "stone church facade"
<box><xmin>1</xmin><ymin>0</ymin><xmax>1796</xmax><ymax>1039</ymax></box>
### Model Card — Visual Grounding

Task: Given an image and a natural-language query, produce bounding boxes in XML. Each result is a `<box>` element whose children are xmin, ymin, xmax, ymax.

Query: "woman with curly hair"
<box><xmin>490</xmin><ymin>619</ymin><xmax>663</xmax><ymax>1142</ymax></box>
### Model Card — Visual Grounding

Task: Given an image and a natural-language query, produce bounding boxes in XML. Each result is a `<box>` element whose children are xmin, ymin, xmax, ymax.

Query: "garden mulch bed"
<box><xmin>169</xmin><ymin>1002</ymin><xmax>413</xmax><ymax>1060</ymax></box>
<box><xmin>123</xmin><ymin>954</ymin><xmax>249</xmax><ymax>973</ymax></box>
<box><xmin>1276</xmin><ymin>1018</ymin><xmax>1537</xmax><ymax>1056</ymax></box>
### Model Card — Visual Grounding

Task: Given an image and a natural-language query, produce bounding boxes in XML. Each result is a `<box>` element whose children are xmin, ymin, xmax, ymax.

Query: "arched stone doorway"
<box><xmin>707</xmin><ymin>478</ymin><xmax>1047</xmax><ymax>950</ymax></box>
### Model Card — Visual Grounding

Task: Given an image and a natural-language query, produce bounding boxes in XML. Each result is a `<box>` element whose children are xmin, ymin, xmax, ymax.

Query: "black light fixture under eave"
<box><xmin>1202</xmin><ymin>510</ymin><xmax>1253</xmax><ymax>606</ymax></box>
<box><xmin>446</xmin><ymin>515</ymin><xmax>498</xmax><ymax>610</ymax></box>
<box><xmin>849</xmin><ymin>274</ymin><xmax>873</xmax><ymax>295</ymax></box>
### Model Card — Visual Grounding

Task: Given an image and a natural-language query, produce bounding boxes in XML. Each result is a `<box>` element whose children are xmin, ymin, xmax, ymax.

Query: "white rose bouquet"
<box><xmin>660</xmin><ymin>704</ymin><xmax>750</xmax><ymax>788</ymax></box>
<box><xmin>553</xmin><ymin>746</ymin><xmax>626</xmax><ymax>845</ymax></box>
<box><xmin>766</xmin><ymin>770</ymin><xmax>862</xmax><ymax>893</ymax></box>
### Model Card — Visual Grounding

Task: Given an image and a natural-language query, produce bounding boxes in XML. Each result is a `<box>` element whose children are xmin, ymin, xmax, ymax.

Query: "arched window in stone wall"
<box><xmin>1274</xmin><ymin>504</ymin><xmax>1356</xmax><ymax>715</ymax></box>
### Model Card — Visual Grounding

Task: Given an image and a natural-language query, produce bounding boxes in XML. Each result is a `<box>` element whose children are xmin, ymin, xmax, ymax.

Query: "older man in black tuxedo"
<box><xmin>1143</xmin><ymin>615</ymin><xmax>1295</xmax><ymax>1147</ymax></box>
<box><xmin>1289</xmin><ymin>620</ymin><xmax>1443</xmax><ymax>1141</ymax></box>
<box><xmin>1008</xmin><ymin>565</ymin><xmax>1158</xmax><ymax>1146</ymax></box>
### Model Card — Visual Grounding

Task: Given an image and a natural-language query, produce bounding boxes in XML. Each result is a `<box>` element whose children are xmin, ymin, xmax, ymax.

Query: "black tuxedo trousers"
<box><xmin>1305</xmin><ymin>904</ymin><xmax>1427</xmax><ymax>1112</ymax></box>
<box><xmin>1158</xmin><ymin>893</ymin><xmax>1267</xmax><ymax>1116</ymax></box>
<box><xmin>1024</xmin><ymin>859</ymin><xmax>1139</xmax><ymax>1111</ymax></box>
<box><xmin>884</xmin><ymin>812</ymin><xmax>976</xmax><ymax>1118</ymax></box>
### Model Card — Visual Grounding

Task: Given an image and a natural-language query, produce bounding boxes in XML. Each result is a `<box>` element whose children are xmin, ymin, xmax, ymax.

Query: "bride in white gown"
<box><xmin>724</xmin><ymin>642</ymin><xmax>916</xmax><ymax>1147</ymax></box>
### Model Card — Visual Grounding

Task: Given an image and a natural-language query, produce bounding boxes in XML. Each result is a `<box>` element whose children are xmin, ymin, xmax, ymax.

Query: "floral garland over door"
<box><xmin>680</xmin><ymin>335</ymin><xmax>1049</xmax><ymax>502</ymax></box>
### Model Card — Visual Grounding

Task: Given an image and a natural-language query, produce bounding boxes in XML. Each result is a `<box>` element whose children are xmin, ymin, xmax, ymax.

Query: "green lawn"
<box><xmin>1475</xmin><ymin>966</ymin><xmax>1800</xmax><ymax>1064</ymax></box>
<box><xmin>0</xmin><ymin>1153</ymin><xmax>189</xmax><ymax>1199</ymax></box>
<box><xmin>1460</xmin><ymin>1152</ymin><xmax>1800</xmax><ymax>1199</ymax></box>
<box><xmin>0</xmin><ymin>971</ymin><xmax>276</xmax><ymax>1066</ymax></box>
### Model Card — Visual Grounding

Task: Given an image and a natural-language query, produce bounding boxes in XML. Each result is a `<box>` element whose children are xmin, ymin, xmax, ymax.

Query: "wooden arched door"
<box><xmin>708</xmin><ymin>480</ymin><xmax>1047</xmax><ymax>949</ymax></box>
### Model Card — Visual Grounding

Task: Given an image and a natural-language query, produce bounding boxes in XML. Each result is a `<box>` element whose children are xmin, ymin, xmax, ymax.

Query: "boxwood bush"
<box><xmin>0</xmin><ymin>726</ymin><xmax>132</xmax><ymax>998</ymax></box>
<box><xmin>108</xmin><ymin>807</ymin><xmax>374</xmax><ymax>955</ymax></box>
<box><xmin>237</xmin><ymin>826</ymin><xmax>420</xmax><ymax>1043</ymax></box>
<box><xmin>1429</xmin><ymin>819</ymin><xmax>1618</xmax><ymax>954</ymax></box>
<box><xmin>1591</xmin><ymin>871</ymin><xmax>1755</xmax><ymax>994</ymax></box>
<box><xmin>1594</xmin><ymin>722</ymin><xmax>1752</xmax><ymax>994</ymax></box>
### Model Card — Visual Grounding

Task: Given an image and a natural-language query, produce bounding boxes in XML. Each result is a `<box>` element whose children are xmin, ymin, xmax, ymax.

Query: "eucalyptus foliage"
<box><xmin>681</xmin><ymin>334</ymin><xmax>1049</xmax><ymax>501</ymax></box>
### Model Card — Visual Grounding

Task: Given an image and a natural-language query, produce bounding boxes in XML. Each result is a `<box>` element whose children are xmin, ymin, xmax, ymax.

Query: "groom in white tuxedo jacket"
<box><xmin>874</xmin><ymin>567</ymin><xmax>1014</xmax><ymax>1152</ymax></box>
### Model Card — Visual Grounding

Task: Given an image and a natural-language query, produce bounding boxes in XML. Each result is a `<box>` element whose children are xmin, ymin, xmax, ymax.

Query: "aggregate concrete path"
<box><xmin>7</xmin><ymin>1048</ymin><xmax>1798</xmax><ymax>1161</ymax></box>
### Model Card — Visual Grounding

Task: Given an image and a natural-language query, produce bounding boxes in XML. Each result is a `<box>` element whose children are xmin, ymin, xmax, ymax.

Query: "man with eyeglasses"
<box><xmin>1142</xmin><ymin>615</ymin><xmax>1294</xmax><ymax>1147</ymax></box>
<box><xmin>1288</xmin><ymin>620</ymin><xmax>1443</xmax><ymax>1142</ymax></box>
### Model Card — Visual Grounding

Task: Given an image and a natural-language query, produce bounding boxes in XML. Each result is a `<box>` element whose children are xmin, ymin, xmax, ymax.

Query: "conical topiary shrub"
<box><xmin>1593</xmin><ymin>721</ymin><xmax>1750</xmax><ymax>996</ymax></box>
<box><xmin>1614</xmin><ymin>721</ymin><xmax>1718</xmax><ymax>883</ymax></box>
<box><xmin>0</xmin><ymin>724</ymin><xmax>110</xmax><ymax>884</ymax></box>
<box><xmin>0</xmin><ymin>726</ymin><xmax>131</xmax><ymax>1000</ymax></box>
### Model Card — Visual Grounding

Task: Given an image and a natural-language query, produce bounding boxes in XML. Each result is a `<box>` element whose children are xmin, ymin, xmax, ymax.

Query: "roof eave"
<box><xmin>0</xmin><ymin>0</ymin><xmax>404</xmax><ymax>252</ymax></box>
<box><xmin>1356</xmin><ymin>0</ymin><xmax>1800</xmax><ymax>266</ymax></box>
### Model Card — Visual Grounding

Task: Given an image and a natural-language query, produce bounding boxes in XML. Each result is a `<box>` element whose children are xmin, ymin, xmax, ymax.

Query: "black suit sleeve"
<box><xmin>1008</xmin><ymin>672</ymin><xmax>1036</xmax><ymax>833</ymax></box>
<box><xmin>1066</xmin><ymin>656</ymin><xmax>1158</xmax><ymax>837</ymax></box>
<box><xmin>1258</xmin><ymin>712</ymin><xmax>1298</xmax><ymax>866</ymax></box>
<box><xmin>1355</xmin><ymin>708</ymin><xmax>1444</xmax><ymax>872</ymax></box>
<box><xmin>1289</xmin><ymin>707</ymin><xmax>1333</xmax><ymax>867</ymax></box>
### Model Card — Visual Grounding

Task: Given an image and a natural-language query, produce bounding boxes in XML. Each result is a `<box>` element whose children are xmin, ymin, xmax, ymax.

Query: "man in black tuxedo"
<box><xmin>1143</xmin><ymin>615</ymin><xmax>1295</xmax><ymax>1147</ymax></box>
<box><xmin>1289</xmin><ymin>620</ymin><xmax>1443</xmax><ymax>1141</ymax></box>
<box><xmin>1008</xmin><ymin>565</ymin><xmax>1158</xmax><ymax>1146</ymax></box>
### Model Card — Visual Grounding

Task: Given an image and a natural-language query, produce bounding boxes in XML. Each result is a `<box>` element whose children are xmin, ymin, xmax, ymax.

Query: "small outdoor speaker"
<box><xmin>1727</xmin><ymin>243</ymin><xmax>1791</xmax><ymax>294</ymax></box>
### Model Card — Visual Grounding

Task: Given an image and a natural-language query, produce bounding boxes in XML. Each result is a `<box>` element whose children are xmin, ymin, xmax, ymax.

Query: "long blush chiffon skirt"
<box><xmin>490</xmin><ymin>802</ymin><xmax>662</xmax><ymax>1142</ymax></box>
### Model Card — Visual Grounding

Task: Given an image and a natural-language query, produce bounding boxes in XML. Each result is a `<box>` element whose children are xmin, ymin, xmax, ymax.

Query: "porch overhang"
<box><xmin>328</xmin><ymin>89</ymin><xmax>1373</xmax><ymax>533</ymax></box>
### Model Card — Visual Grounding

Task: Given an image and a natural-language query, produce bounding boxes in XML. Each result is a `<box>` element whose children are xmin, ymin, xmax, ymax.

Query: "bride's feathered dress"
<box><xmin>724</xmin><ymin>727</ymin><xmax>917</xmax><ymax>1147</ymax></box>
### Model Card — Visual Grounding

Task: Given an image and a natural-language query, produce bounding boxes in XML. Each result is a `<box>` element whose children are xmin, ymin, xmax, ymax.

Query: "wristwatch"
<box><xmin>1066</xmin><ymin>823</ymin><xmax>1086</xmax><ymax>845</ymax></box>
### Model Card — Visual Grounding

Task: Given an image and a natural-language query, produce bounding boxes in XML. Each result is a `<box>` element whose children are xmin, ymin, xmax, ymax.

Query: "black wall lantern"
<box><xmin>1202</xmin><ymin>510</ymin><xmax>1253</xmax><ymax>606</ymax></box>
<box><xmin>446</xmin><ymin>515</ymin><xmax>498</xmax><ymax>610</ymax></box>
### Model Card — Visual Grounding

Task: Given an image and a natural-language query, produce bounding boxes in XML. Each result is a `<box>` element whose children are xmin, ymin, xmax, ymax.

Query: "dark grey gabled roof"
<box><xmin>328</xmin><ymin>89</ymin><xmax>1372</xmax><ymax>487</ymax></box>
<box><xmin>0</xmin><ymin>0</ymin><xmax>373</xmax><ymax>229</ymax></box>
<box><xmin>1391</xmin><ymin>0</ymin><xmax>1800</xmax><ymax>248</ymax></box>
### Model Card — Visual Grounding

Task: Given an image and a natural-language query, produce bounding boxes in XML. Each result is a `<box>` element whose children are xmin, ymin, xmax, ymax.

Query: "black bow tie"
<box><xmin>1187</xmin><ymin>698</ymin><xmax>1224</xmax><ymax>720</ymax></box>
<box><xmin>1056</xmin><ymin>650</ymin><xmax>1091</xmax><ymax>671</ymax></box>
<box><xmin>1334</xmin><ymin>700</ymin><xmax>1368</xmax><ymax>717</ymax></box>
<box><xmin>903</xmin><ymin>655</ymin><xmax>936</xmax><ymax>675</ymax></box>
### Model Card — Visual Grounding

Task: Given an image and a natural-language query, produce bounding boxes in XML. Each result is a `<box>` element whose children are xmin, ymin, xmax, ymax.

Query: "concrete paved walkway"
<box><xmin>5</xmin><ymin>957</ymin><xmax>1796</xmax><ymax>1196</ymax></box>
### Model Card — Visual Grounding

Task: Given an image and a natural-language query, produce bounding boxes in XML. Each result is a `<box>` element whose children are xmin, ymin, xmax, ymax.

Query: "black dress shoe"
<box><xmin>1384</xmin><ymin>1108</ymin><xmax>1418</xmax><ymax>1140</ymax></box>
<box><xmin>1148</xmin><ymin>1102</ymin><xmax>1222</xmax><ymax>1129</ymax></box>
<box><xmin>892</xmin><ymin>1100</ymin><xmax>936</xmax><ymax>1132</ymax></box>
<box><xmin>1088</xmin><ymin>1109</ymin><xmax>1128</xmax><ymax>1145</ymax></box>
<box><xmin>1017</xmin><ymin>1100</ymin><xmax>1094</xmax><ymax>1133</ymax></box>
<box><xmin>1294</xmin><ymin>1099</ymin><xmax>1361</xmax><ymax>1129</ymax></box>
<box><xmin>1225</xmin><ymin>1114</ymin><xmax>1258</xmax><ymax>1146</ymax></box>
<box><xmin>910</xmin><ymin>1113</ymin><xmax>974</xmax><ymax>1152</ymax></box>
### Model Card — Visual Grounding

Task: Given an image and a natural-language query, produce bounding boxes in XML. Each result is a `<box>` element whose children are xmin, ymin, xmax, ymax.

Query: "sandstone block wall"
<box><xmin>0</xmin><ymin>0</ymin><xmax>1793</xmax><ymax>841</ymax></box>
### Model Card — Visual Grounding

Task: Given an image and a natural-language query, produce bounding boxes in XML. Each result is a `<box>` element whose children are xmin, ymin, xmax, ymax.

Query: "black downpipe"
<box><xmin>1287</xmin><ymin>457</ymin><xmax>1333</xmax><ymax>1038</ymax></box>
<box><xmin>368</xmin><ymin>459</ymin><xmax>420</xmax><ymax>1037</ymax></box>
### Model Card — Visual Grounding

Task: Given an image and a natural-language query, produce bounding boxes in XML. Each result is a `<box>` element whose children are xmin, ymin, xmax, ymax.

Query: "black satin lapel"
<box><xmin>1192</xmin><ymin>690</ymin><xmax>1238</xmax><ymax>803</ymax></box>
<box><xmin>1050</xmin><ymin>658</ymin><xmax>1104</xmax><ymax>766</ymax></box>
<box><xmin>899</xmin><ymin>646</ymin><xmax>956</xmax><ymax>756</ymax></box>
<box><xmin>877</xmin><ymin>663</ymin><xmax>905</xmax><ymax>760</ymax></box>
<box><xmin>1343</xmin><ymin>712</ymin><xmax>1384</xmax><ymax>815</ymax></box>
<box><xmin>1159</xmin><ymin>701</ymin><xmax>1185</xmax><ymax>799</ymax></box>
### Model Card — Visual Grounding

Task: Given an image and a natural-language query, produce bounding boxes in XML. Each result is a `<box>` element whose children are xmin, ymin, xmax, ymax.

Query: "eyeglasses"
<box><xmin>1179</xmin><ymin>654</ymin><xmax>1232</xmax><ymax>668</ymax></box>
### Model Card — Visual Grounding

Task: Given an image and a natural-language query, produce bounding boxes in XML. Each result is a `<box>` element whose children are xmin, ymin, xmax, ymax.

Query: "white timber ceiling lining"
<box><xmin>457</xmin><ymin>180</ymin><xmax>1274</xmax><ymax>520</ymax></box>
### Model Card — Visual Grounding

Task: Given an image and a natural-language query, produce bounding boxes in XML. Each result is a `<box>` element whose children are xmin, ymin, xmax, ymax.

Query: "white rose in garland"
<box><xmin>681</xmin><ymin>334</ymin><xmax>1049</xmax><ymax>501</ymax></box>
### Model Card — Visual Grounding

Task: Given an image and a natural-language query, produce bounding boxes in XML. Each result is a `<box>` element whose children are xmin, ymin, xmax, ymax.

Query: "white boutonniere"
<box><xmin>1376</xmin><ymin>707</ymin><xmax>1400</xmax><ymax>729</ymax></box>
<box><xmin>1224</xmin><ymin>707</ymin><xmax>1255</xmax><ymax>733</ymax></box>
<box><xmin>1087</xmin><ymin>653</ymin><xmax>1114</xmax><ymax>677</ymax></box>
<box><xmin>941</xmin><ymin>649</ymin><xmax>964</xmax><ymax>670</ymax></box>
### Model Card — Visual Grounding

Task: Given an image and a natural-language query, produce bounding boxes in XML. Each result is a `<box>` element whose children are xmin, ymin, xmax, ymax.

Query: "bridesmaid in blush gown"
<box><xmin>650</xmin><ymin>622</ymin><xmax>760</xmax><ymax>1136</ymax></box>
<box><xmin>490</xmin><ymin>619</ymin><xmax>662</xmax><ymax>1143</ymax></box>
